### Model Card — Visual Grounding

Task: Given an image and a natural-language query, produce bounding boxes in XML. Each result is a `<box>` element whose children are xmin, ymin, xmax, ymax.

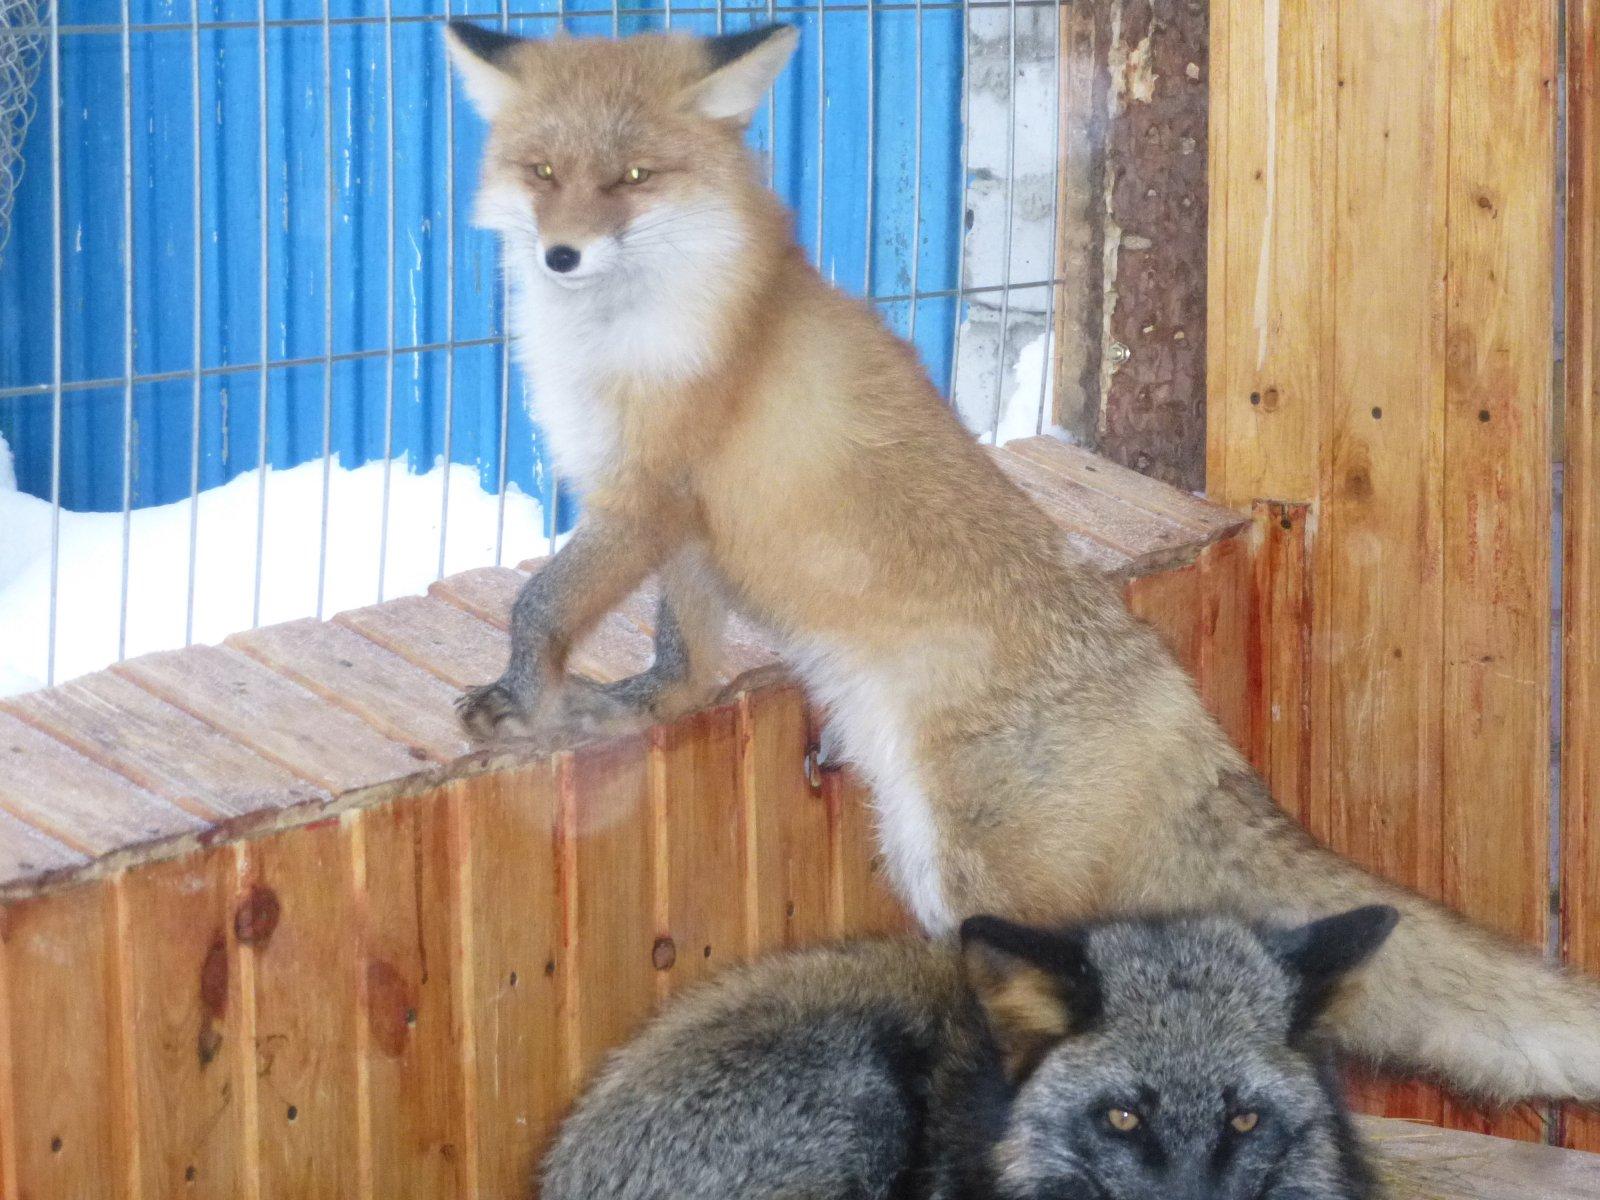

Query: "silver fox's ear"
<box><xmin>690</xmin><ymin>25</ymin><xmax>799</xmax><ymax>123</ymax></box>
<box><xmin>960</xmin><ymin>916</ymin><xmax>1100</xmax><ymax>1081</ymax></box>
<box><xmin>446</xmin><ymin>20</ymin><xmax>527</xmax><ymax>119</ymax></box>
<box><xmin>1264</xmin><ymin>905</ymin><xmax>1399</xmax><ymax>1029</ymax></box>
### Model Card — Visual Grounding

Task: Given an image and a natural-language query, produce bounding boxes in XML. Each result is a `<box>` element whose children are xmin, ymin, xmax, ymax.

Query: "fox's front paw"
<box><xmin>599</xmin><ymin>671</ymin><xmax>714</xmax><ymax>723</ymax></box>
<box><xmin>455</xmin><ymin>680</ymin><xmax>536</xmax><ymax>740</ymax></box>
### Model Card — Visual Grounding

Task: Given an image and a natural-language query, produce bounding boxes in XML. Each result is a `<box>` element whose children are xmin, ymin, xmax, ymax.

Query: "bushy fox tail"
<box><xmin>1180</xmin><ymin>770</ymin><xmax>1600</xmax><ymax>1105</ymax></box>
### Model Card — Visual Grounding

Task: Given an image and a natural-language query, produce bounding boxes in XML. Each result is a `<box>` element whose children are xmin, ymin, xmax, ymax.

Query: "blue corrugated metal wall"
<box><xmin>0</xmin><ymin>2</ymin><xmax>963</xmax><ymax>533</ymax></box>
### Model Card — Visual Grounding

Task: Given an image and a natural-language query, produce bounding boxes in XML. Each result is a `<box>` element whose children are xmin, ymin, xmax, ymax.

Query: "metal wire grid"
<box><xmin>2</xmin><ymin>0</ymin><xmax>1066</xmax><ymax>688</ymax></box>
<box><xmin>0</xmin><ymin>0</ymin><xmax>45</xmax><ymax>264</ymax></box>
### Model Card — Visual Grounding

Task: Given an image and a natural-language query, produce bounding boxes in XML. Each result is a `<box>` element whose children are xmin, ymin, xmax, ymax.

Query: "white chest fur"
<box><xmin>499</xmin><ymin>204</ymin><xmax>747</xmax><ymax>495</ymax></box>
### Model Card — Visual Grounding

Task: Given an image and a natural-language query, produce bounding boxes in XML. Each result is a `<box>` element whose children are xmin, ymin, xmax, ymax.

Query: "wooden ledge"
<box><xmin>0</xmin><ymin>437</ymin><xmax>1248</xmax><ymax>899</ymax></box>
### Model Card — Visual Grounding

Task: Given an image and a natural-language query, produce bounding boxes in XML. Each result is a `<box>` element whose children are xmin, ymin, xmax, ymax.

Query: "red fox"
<box><xmin>446</xmin><ymin>22</ymin><xmax>1600</xmax><ymax>1105</ymax></box>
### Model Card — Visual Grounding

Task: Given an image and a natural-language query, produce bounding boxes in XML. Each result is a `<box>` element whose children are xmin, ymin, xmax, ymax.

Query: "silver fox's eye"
<box><xmin>1106</xmin><ymin>1108</ymin><xmax>1141</xmax><ymax>1133</ymax></box>
<box><xmin>1230</xmin><ymin>1112</ymin><xmax>1260</xmax><ymax>1134</ymax></box>
<box><xmin>531</xmin><ymin>162</ymin><xmax>555</xmax><ymax>182</ymax></box>
<box><xmin>622</xmin><ymin>166</ymin><xmax>652</xmax><ymax>185</ymax></box>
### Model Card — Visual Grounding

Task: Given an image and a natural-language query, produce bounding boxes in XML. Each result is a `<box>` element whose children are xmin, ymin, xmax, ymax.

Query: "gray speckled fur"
<box><xmin>539</xmin><ymin>911</ymin><xmax>1391</xmax><ymax>1200</ymax></box>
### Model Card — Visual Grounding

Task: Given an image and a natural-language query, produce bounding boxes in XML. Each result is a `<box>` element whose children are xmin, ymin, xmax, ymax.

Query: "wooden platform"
<box><xmin>0</xmin><ymin>437</ymin><xmax>1246</xmax><ymax>899</ymax></box>
<box><xmin>0</xmin><ymin>437</ymin><xmax>1590</xmax><ymax>1197</ymax></box>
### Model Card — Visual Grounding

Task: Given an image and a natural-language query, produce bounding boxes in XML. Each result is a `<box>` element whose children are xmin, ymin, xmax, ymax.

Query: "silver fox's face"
<box><xmin>960</xmin><ymin>907</ymin><xmax>1398</xmax><ymax>1200</ymax></box>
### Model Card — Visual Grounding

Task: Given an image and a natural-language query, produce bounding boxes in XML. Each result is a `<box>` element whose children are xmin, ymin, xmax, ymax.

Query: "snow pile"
<box><xmin>0</xmin><ymin>458</ymin><xmax>548</xmax><ymax>697</ymax></box>
<box><xmin>0</xmin><ymin>430</ymin><xmax>15</xmax><ymax>493</ymax></box>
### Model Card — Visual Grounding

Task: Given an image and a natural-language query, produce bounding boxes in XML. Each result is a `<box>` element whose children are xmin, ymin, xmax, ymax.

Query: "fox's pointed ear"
<box><xmin>1263</xmin><ymin>905</ymin><xmax>1399</xmax><ymax>1029</ymax></box>
<box><xmin>690</xmin><ymin>24</ymin><xmax>799</xmax><ymax>123</ymax></box>
<box><xmin>960</xmin><ymin>916</ymin><xmax>1100</xmax><ymax>1083</ymax></box>
<box><xmin>445</xmin><ymin>20</ymin><xmax>526</xmax><ymax>119</ymax></box>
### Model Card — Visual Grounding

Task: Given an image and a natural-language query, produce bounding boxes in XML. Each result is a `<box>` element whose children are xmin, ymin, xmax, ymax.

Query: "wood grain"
<box><xmin>449</xmin><ymin>766</ymin><xmax>564</xmax><ymax>1199</ymax></box>
<box><xmin>1437</xmin><ymin>0</ymin><xmax>1555</xmax><ymax>1143</ymax></box>
<box><xmin>1319</xmin><ymin>0</ymin><xmax>1451</xmax><ymax>1126</ymax></box>
<box><xmin>0</xmin><ymin>711</ymin><xmax>201</xmax><ymax>856</ymax></box>
<box><xmin>1564</xmin><ymin>0</ymin><xmax>1600</xmax><ymax>1155</ymax></box>
<box><xmin>229</xmin><ymin>618</ymin><xmax>472</xmax><ymax>763</ymax></box>
<box><xmin>560</xmin><ymin>736</ymin><xmax>656</xmax><ymax>1088</ymax></box>
<box><xmin>740</xmin><ymin>685</ymin><xmax>833</xmax><ymax>955</ymax></box>
<box><xmin>654</xmin><ymin>705</ymin><xmax>746</xmax><ymax>995</ymax></box>
<box><xmin>355</xmin><ymin>792</ymin><xmax>470</xmax><ymax>1199</ymax></box>
<box><xmin>1247</xmin><ymin>502</ymin><xmax>1316</xmax><ymax>832</ymax></box>
<box><xmin>2</xmin><ymin>670</ymin><xmax>324</xmax><ymax>820</ymax></box>
<box><xmin>334</xmin><ymin>595</ymin><xmax>510</xmax><ymax>691</ymax></box>
<box><xmin>245</xmin><ymin>817</ymin><xmax>360</xmax><ymax>1198</ymax></box>
<box><xmin>1</xmin><ymin>882</ymin><xmax>124</xmax><ymax>1200</ymax></box>
<box><xmin>1206</xmin><ymin>0</ymin><xmax>1333</xmax><ymax>507</ymax></box>
<box><xmin>827</xmin><ymin>769</ymin><xmax>912</xmax><ymax>939</ymax></box>
<box><xmin>115</xmin><ymin>645</ymin><xmax>426</xmax><ymax>795</ymax></box>
<box><xmin>117</xmin><ymin>846</ymin><xmax>255</xmax><ymax>1198</ymax></box>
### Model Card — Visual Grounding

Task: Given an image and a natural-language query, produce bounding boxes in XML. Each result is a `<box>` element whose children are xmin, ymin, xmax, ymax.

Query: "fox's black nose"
<box><xmin>544</xmin><ymin>245</ymin><xmax>581</xmax><ymax>273</ymax></box>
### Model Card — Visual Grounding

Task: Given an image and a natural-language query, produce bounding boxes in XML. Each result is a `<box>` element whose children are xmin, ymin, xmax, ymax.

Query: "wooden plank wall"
<box><xmin>1207</xmin><ymin>0</ymin><xmax>1558</xmax><ymax>1143</ymax></box>
<box><xmin>1565</xmin><ymin>0</ymin><xmax>1600</xmax><ymax>1155</ymax></box>
<box><xmin>0</xmin><ymin>682</ymin><xmax>911</xmax><ymax>1200</ymax></box>
<box><xmin>0</xmin><ymin>519</ymin><xmax>1260</xmax><ymax>1199</ymax></box>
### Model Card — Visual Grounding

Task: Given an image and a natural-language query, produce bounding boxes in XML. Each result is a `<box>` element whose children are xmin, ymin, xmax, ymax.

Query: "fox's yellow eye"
<box><xmin>1230</xmin><ymin>1112</ymin><xmax>1260</xmax><ymax>1134</ymax></box>
<box><xmin>532</xmin><ymin>162</ymin><xmax>555</xmax><ymax>181</ymax></box>
<box><xmin>623</xmin><ymin>166</ymin><xmax>652</xmax><ymax>185</ymax></box>
<box><xmin>1106</xmin><ymin>1108</ymin><xmax>1141</xmax><ymax>1133</ymax></box>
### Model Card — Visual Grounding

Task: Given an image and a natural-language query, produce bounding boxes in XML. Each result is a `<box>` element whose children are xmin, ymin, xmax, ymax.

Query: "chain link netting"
<box><xmin>0</xmin><ymin>0</ymin><xmax>44</xmax><ymax>267</ymax></box>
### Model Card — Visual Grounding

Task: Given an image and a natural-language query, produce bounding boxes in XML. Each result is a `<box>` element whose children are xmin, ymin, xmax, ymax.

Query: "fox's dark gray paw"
<box><xmin>598</xmin><ymin>670</ymin><xmax>667</xmax><ymax>712</ymax></box>
<box><xmin>455</xmin><ymin>681</ymin><xmax>535</xmax><ymax>740</ymax></box>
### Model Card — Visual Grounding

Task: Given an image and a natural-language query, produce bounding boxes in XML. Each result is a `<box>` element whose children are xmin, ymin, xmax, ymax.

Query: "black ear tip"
<box><xmin>704</xmin><ymin>23</ymin><xmax>798</xmax><ymax>71</ymax></box>
<box><xmin>447</xmin><ymin>19</ymin><xmax>524</xmax><ymax>66</ymax></box>
<box><xmin>1355</xmin><ymin>904</ymin><xmax>1401</xmax><ymax>941</ymax></box>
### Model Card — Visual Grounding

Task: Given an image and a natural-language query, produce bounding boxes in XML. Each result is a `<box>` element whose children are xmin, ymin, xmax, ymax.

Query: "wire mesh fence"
<box><xmin>0</xmin><ymin>0</ymin><xmax>1067</xmax><ymax>694</ymax></box>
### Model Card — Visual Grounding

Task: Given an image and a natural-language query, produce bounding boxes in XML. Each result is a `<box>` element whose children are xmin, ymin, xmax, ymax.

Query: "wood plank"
<box><xmin>828</xmin><ymin>770</ymin><xmax>912</xmax><ymax>938</ymax></box>
<box><xmin>2</xmin><ymin>671</ymin><xmax>324</xmax><ymax>821</ymax></box>
<box><xmin>741</xmin><ymin>685</ymin><xmax>833</xmax><ymax>955</ymax></box>
<box><xmin>1192</xmin><ymin>535</ymin><xmax>1253</xmax><ymax>751</ymax></box>
<box><xmin>115</xmin><ymin>644</ymin><xmax>426</xmax><ymax>795</ymax></box>
<box><xmin>0</xmin><ymin>807</ymin><xmax>86</xmax><ymax>888</ymax></box>
<box><xmin>653</xmin><ymin>704</ymin><xmax>745</xmax><ymax>995</ymax></box>
<box><xmin>1126</xmin><ymin>561</ymin><xmax>1203</xmax><ymax>678</ymax></box>
<box><xmin>0</xmin><ymin>711</ymin><xmax>202</xmax><ymax>856</ymax></box>
<box><xmin>1007</xmin><ymin>437</ymin><xmax>1243</xmax><ymax>539</ymax></box>
<box><xmin>334</xmin><ymin>595</ymin><xmax>509</xmax><ymax>691</ymax></box>
<box><xmin>1248</xmin><ymin>502</ymin><xmax>1317</xmax><ymax>833</ymax></box>
<box><xmin>1564</xmin><ymin>0</ymin><xmax>1600</xmax><ymax>1155</ymax></box>
<box><xmin>1320</xmin><ymin>0</ymin><xmax>1452</xmax><ymax>1128</ymax></box>
<box><xmin>118</xmin><ymin>846</ymin><xmax>254</xmax><ymax>1198</ymax></box>
<box><xmin>355</xmin><ymin>792</ymin><xmax>470</xmax><ymax>1200</ymax></box>
<box><xmin>1363</xmin><ymin>1117</ymin><xmax>1600</xmax><ymax>1200</ymax></box>
<box><xmin>560</xmin><ymin>736</ymin><xmax>655</xmax><ymax>1087</ymax></box>
<box><xmin>1</xmin><ymin>882</ymin><xmax>124</xmax><ymax>1200</ymax></box>
<box><xmin>1437</xmin><ymin>0</ymin><xmax>1555</xmax><ymax>1143</ymax></box>
<box><xmin>1205</xmin><ymin>0</ymin><xmax>1333</xmax><ymax>508</ymax></box>
<box><xmin>429</xmin><ymin>567</ymin><xmax>655</xmax><ymax>684</ymax></box>
<box><xmin>228</xmin><ymin>619</ymin><xmax>472</xmax><ymax>763</ymax></box>
<box><xmin>245</xmin><ymin>817</ymin><xmax>360</xmax><ymax>1198</ymax></box>
<box><xmin>992</xmin><ymin>450</ymin><xmax>1181</xmax><ymax>566</ymax></box>
<box><xmin>450</xmin><ymin>765</ymin><xmax>564</xmax><ymax>1200</ymax></box>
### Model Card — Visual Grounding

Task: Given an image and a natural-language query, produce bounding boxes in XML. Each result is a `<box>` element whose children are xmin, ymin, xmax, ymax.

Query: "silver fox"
<box><xmin>540</xmin><ymin>907</ymin><xmax>1397</xmax><ymax>1200</ymax></box>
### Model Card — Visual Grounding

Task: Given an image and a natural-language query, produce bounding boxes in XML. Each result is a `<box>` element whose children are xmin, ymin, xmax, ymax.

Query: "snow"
<box><xmin>0</xmin><ymin>457</ymin><xmax>548</xmax><ymax>698</ymax></box>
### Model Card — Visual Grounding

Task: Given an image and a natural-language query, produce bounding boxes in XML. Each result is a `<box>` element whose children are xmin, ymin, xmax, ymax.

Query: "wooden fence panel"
<box><xmin>1565</xmin><ymin>0</ymin><xmax>1600</xmax><ymax>1156</ymax></box>
<box><xmin>358</xmin><ymin>794</ymin><xmax>471</xmax><ymax>1200</ymax></box>
<box><xmin>655</xmin><ymin>705</ymin><xmax>747</xmax><ymax>996</ymax></box>
<box><xmin>451</xmin><ymin>765</ymin><xmax>564</xmax><ymax>1200</ymax></box>
<box><xmin>740</xmin><ymin>686</ymin><xmax>834</xmax><ymax>956</ymax></box>
<box><xmin>246</xmin><ymin>818</ymin><xmax>361</xmax><ymax>1199</ymax></box>
<box><xmin>119</xmin><ymin>848</ymin><xmax>256</xmax><ymax>1198</ymax></box>
<box><xmin>1438</xmin><ymin>0</ymin><xmax>1556</xmax><ymax>1143</ymax></box>
<box><xmin>1</xmin><ymin>882</ymin><xmax>124</xmax><ymax>1200</ymax></box>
